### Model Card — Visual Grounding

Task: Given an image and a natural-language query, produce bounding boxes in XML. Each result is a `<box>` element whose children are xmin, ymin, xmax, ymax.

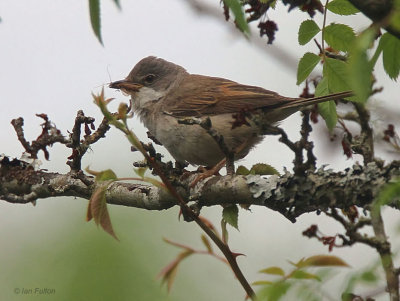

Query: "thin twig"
<box><xmin>11</xmin><ymin>114</ymin><xmax>69</xmax><ymax>160</ymax></box>
<box><xmin>321</xmin><ymin>0</ymin><xmax>330</xmax><ymax>57</ymax></box>
<box><xmin>67</xmin><ymin>111</ymin><xmax>110</xmax><ymax>171</ymax></box>
<box><xmin>370</xmin><ymin>205</ymin><xmax>399</xmax><ymax>300</ymax></box>
<box><xmin>110</xmin><ymin>112</ymin><xmax>256</xmax><ymax>299</ymax></box>
<box><xmin>353</xmin><ymin>103</ymin><xmax>375</xmax><ymax>164</ymax></box>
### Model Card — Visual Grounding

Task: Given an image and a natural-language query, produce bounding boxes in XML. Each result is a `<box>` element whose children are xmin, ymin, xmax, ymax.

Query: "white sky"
<box><xmin>0</xmin><ymin>1</ymin><xmax>399</xmax><ymax>300</ymax></box>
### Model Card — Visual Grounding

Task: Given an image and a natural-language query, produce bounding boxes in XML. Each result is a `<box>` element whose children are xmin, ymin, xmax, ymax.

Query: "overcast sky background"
<box><xmin>1</xmin><ymin>1</ymin><xmax>399</xmax><ymax>300</ymax></box>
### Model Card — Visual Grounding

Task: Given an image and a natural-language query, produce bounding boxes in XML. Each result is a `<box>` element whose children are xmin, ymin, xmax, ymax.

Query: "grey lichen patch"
<box><xmin>242</xmin><ymin>161</ymin><xmax>400</xmax><ymax>221</ymax></box>
<box><xmin>246</xmin><ymin>174</ymin><xmax>280</xmax><ymax>199</ymax></box>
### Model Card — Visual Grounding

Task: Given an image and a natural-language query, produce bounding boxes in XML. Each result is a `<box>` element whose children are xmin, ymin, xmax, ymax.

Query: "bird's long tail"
<box><xmin>283</xmin><ymin>91</ymin><xmax>354</xmax><ymax>110</ymax></box>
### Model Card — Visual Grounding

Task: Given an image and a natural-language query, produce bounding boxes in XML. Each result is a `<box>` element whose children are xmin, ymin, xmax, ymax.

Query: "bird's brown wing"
<box><xmin>163</xmin><ymin>74</ymin><xmax>297</xmax><ymax>117</ymax></box>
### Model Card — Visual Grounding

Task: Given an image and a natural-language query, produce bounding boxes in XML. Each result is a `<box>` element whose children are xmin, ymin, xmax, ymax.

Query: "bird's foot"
<box><xmin>190</xmin><ymin>159</ymin><xmax>226</xmax><ymax>188</ymax></box>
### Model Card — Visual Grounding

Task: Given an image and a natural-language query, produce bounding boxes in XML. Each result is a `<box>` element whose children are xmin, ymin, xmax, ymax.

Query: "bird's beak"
<box><xmin>109</xmin><ymin>80</ymin><xmax>143</xmax><ymax>94</ymax></box>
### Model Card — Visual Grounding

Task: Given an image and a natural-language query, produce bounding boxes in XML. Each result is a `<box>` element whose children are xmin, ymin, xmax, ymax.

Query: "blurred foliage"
<box><xmin>254</xmin><ymin>255</ymin><xmax>349</xmax><ymax>300</ymax></box>
<box><xmin>0</xmin><ymin>199</ymin><xmax>214</xmax><ymax>301</ymax></box>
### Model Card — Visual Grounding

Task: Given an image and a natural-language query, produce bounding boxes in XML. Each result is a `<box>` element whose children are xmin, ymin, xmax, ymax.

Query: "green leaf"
<box><xmin>259</xmin><ymin>267</ymin><xmax>285</xmax><ymax>276</ymax></box>
<box><xmin>315</xmin><ymin>78</ymin><xmax>337</xmax><ymax>131</ymax></box>
<box><xmin>323</xmin><ymin>23</ymin><xmax>355</xmax><ymax>52</ymax></box>
<box><xmin>318</xmin><ymin>101</ymin><xmax>337</xmax><ymax>131</ymax></box>
<box><xmin>323</xmin><ymin>57</ymin><xmax>352</xmax><ymax>93</ymax></box>
<box><xmin>249</xmin><ymin>163</ymin><xmax>280</xmax><ymax>175</ymax></box>
<box><xmin>348</xmin><ymin>30</ymin><xmax>375</xmax><ymax>102</ymax></box>
<box><xmin>343</xmin><ymin>264</ymin><xmax>380</xmax><ymax>294</ymax></box>
<box><xmin>370</xmin><ymin>40</ymin><xmax>384</xmax><ymax>69</ymax></box>
<box><xmin>315</xmin><ymin>76</ymin><xmax>329</xmax><ymax>96</ymax></box>
<box><xmin>297</xmin><ymin>52</ymin><xmax>321</xmax><ymax>85</ymax></box>
<box><xmin>376</xmin><ymin>179</ymin><xmax>400</xmax><ymax>208</ymax></box>
<box><xmin>379</xmin><ymin>33</ymin><xmax>400</xmax><ymax>80</ymax></box>
<box><xmin>223</xmin><ymin>0</ymin><xmax>249</xmax><ymax>35</ymax></box>
<box><xmin>389</xmin><ymin>0</ymin><xmax>400</xmax><ymax>32</ymax></box>
<box><xmin>222</xmin><ymin>205</ymin><xmax>239</xmax><ymax>230</ymax></box>
<box><xmin>88</xmin><ymin>0</ymin><xmax>103</xmax><ymax>45</ymax></box>
<box><xmin>296</xmin><ymin>255</ymin><xmax>350</xmax><ymax>268</ymax></box>
<box><xmin>112</xmin><ymin>0</ymin><xmax>121</xmax><ymax>9</ymax></box>
<box><xmin>236</xmin><ymin>165</ymin><xmax>250</xmax><ymax>175</ymax></box>
<box><xmin>258</xmin><ymin>281</ymin><xmax>291</xmax><ymax>301</ymax></box>
<box><xmin>298</xmin><ymin>20</ymin><xmax>320</xmax><ymax>45</ymax></box>
<box><xmin>134</xmin><ymin>167</ymin><xmax>147</xmax><ymax>178</ymax></box>
<box><xmin>86</xmin><ymin>168</ymin><xmax>118</xmax><ymax>182</ymax></box>
<box><xmin>252</xmin><ymin>280</ymin><xmax>273</xmax><ymax>286</ymax></box>
<box><xmin>289</xmin><ymin>270</ymin><xmax>321</xmax><ymax>281</ymax></box>
<box><xmin>259</xmin><ymin>0</ymin><xmax>277</xmax><ymax>7</ymax></box>
<box><xmin>327</xmin><ymin>0</ymin><xmax>359</xmax><ymax>15</ymax></box>
<box><xmin>260</xmin><ymin>0</ymin><xmax>275</xmax><ymax>3</ymax></box>
<box><xmin>360</xmin><ymin>270</ymin><xmax>378</xmax><ymax>282</ymax></box>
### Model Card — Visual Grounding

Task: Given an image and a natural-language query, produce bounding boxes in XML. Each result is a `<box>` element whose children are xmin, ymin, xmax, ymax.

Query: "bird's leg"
<box><xmin>225</xmin><ymin>152</ymin><xmax>235</xmax><ymax>175</ymax></box>
<box><xmin>190</xmin><ymin>159</ymin><xmax>226</xmax><ymax>187</ymax></box>
<box><xmin>190</xmin><ymin>148</ymin><xmax>239</xmax><ymax>187</ymax></box>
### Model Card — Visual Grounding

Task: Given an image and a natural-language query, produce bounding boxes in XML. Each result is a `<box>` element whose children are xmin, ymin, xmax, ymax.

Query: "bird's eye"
<box><xmin>144</xmin><ymin>74</ymin><xmax>156</xmax><ymax>84</ymax></box>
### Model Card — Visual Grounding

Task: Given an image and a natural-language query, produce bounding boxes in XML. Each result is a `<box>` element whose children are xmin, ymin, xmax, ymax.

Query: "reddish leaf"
<box><xmin>296</xmin><ymin>255</ymin><xmax>350</xmax><ymax>268</ymax></box>
<box><xmin>201</xmin><ymin>235</ymin><xmax>213</xmax><ymax>253</ymax></box>
<box><xmin>310</xmin><ymin>105</ymin><xmax>319</xmax><ymax>123</ymax></box>
<box><xmin>258</xmin><ymin>20</ymin><xmax>278</xmax><ymax>44</ymax></box>
<box><xmin>342</xmin><ymin>205</ymin><xmax>359</xmax><ymax>223</ymax></box>
<box><xmin>199</xmin><ymin>216</ymin><xmax>219</xmax><ymax>235</ymax></box>
<box><xmin>163</xmin><ymin>237</ymin><xmax>194</xmax><ymax>251</ymax></box>
<box><xmin>341</xmin><ymin>137</ymin><xmax>353</xmax><ymax>159</ymax></box>
<box><xmin>86</xmin><ymin>199</ymin><xmax>93</xmax><ymax>221</ymax></box>
<box><xmin>299</xmin><ymin>81</ymin><xmax>314</xmax><ymax>99</ymax></box>
<box><xmin>302</xmin><ymin>224</ymin><xmax>318</xmax><ymax>238</ymax></box>
<box><xmin>384</xmin><ymin>124</ymin><xmax>395</xmax><ymax>137</ymax></box>
<box><xmin>88</xmin><ymin>186</ymin><xmax>118</xmax><ymax>240</ymax></box>
<box><xmin>158</xmin><ymin>250</ymin><xmax>193</xmax><ymax>292</ymax></box>
<box><xmin>84</xmin><ymin>123</ymin><xmax>91</xmax><ymax>136</ymax></box>
<box><xmin>322</xmin><ymin>236</ymin><xmax>336</xmax><ymax>252</ymax></box>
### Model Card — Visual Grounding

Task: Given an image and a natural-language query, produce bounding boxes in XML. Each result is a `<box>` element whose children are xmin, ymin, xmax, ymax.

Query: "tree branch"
<box><xmin>2</xmin><ymin>156</ymin><xmax>399</xmax><ymax>222</ymax></box>
<box><xmin>67</xmin><ymin>110</ymin><xmax>110</xmax><ymax>171</ymax></box>
<box><xmin>370</xmin><ymin>205</ymin><xmax>399</xmax><ymax>300</ymax></box>
<box><xmin>347</xmin><ymin>0</ymin><xmax>400</xmax><ymax>40</ymax></box>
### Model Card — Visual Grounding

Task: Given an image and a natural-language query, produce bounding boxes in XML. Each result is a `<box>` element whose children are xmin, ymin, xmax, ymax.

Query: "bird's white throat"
<box><xmin>133</xmin><ymin>87</ymin><xmax>164</xmax><ymax>112</ymax></box>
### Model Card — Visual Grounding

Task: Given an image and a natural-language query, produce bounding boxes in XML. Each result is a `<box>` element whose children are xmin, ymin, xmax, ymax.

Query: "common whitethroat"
<box><xmin>110</xmin><ymin>56</ymin><xmax>353</xmax><ymax>174</ymax></box>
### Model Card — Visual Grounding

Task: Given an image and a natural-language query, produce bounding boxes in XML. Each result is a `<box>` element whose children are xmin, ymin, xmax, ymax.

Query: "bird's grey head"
<box><xmin>126</xmin><ymin>56</ymin><xmax>187</xmax><ymax>92</ymax></box>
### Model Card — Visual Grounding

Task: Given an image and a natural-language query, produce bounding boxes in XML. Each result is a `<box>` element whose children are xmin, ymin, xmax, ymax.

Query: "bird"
<box><xmin>109</xmin><ymin>56</ymin><xmax>353</xmax><ymax>176</ymax></box>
